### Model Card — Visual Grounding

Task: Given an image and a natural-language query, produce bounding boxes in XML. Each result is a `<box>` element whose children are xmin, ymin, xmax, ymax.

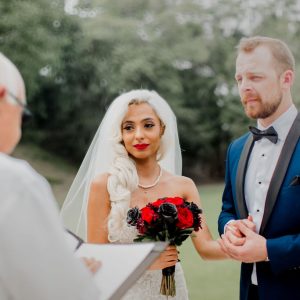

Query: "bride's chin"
<box><xmin>130</xmin><ymin>151</ymin><xmax>150</xmax><ymax>159</ymax></box>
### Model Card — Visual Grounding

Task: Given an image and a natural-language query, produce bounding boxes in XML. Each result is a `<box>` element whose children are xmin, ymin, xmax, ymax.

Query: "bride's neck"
<box><xmin>135</xmin><ymin>160</ymin><xmax>160</xmax><ymax>179</ymax></box>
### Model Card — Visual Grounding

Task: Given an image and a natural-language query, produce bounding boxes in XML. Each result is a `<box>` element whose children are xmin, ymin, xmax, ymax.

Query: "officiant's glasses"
<box><xmin>7</xmin><ymin>90</ymin><xmax>32</xmax><ymax>123</ymax></box>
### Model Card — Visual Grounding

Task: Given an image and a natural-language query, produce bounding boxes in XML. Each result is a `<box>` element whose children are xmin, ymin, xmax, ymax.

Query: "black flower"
<box><xmin>187</xmin><ymin>202</ymin><xmax>202</xmax><ymax>215</ymax></box>
<box><xmin>158</xmin><ymin>203</ymin><xmax>178</xmax><ymax>224</ymax></box>
<box><xmin>186</xmin><ymin>202</ymin><xmax>202</xmax><ymax>231</ymax></box>
<box><xmin>127</xmin><ymin>207</ymin><xmax>141</xmax><ymax>226</ymax></box>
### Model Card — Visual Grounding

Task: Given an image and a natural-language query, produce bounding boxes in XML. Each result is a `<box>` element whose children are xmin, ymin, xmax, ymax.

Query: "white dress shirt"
<box><xmin>244</xmin><ymin>104</ymin><xmax>298</xmax><ymax>285</ymax></box>
<box><xmin>0</xmin><ymin>153</ymin><xmax>100</xmax><ymax>300</ymax></box>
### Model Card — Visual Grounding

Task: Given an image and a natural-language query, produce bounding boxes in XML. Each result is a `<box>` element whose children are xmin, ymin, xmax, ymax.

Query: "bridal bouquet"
<box><xmin>127</xmin><ymin>197</ymin><xmax>202</xmax><ymax>297</ymax></box>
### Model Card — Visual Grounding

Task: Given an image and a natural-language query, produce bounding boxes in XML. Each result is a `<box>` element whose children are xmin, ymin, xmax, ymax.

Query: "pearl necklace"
<box><xmin>138</xmin><ymin>166</ymin><xmax>163</xmax><ymax>189</ymax></box>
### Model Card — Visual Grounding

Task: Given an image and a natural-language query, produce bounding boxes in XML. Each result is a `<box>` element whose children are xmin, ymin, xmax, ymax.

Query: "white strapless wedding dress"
<box><xmin>110</xmin><ymin>215</ymin><xmax>189</xmax><ymax>300</ymax></box>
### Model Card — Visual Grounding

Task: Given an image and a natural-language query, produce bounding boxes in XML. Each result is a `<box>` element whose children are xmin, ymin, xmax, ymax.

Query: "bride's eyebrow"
<box><xmin>122</xmin><ymin>120</ymin><xmax>134</xmax><ymax>126</ymax></box>
<box><xmin>143</xmin><ymin>118</ymin><xmax>155</xmax><ymax>122</ymax></box>
<box><xmin>122</xmin><ymin>117</ymin><xmax>155</xmax><ymax>124</ymax></box>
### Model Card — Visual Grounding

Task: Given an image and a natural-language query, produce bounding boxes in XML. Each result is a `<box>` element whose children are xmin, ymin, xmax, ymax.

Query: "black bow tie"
<box><xmin>249</xmin><ymin>126</ymin><xmax>278</xmax><ymax>144</ymax></box>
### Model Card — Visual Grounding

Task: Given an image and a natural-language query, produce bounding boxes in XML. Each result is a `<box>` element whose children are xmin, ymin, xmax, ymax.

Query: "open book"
<box><xmin>66</xmin><ymin>230</ymin><xmax>167</xmax><ymax>300</ymax></box>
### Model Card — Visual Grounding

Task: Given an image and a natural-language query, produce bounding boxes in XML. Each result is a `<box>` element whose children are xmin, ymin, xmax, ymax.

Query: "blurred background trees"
<box><xmin>2</xmin><ymin>0</ymin><xmax>300</xmax><ymax>181</ymax></box>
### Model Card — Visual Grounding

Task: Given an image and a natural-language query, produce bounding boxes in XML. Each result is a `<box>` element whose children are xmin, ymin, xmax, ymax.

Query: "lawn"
<box><xmin>180</xmin><ymin>184</ymin><xmax>240</xmax><ymax>300</ymax></box>
<box><xmin>14</xmin><ymin>144</ymin><xmax>240</xmax><ymax>300</ymax></box>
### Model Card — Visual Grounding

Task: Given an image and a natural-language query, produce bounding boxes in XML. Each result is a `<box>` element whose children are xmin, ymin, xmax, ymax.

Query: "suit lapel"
<box><xmin>235</xmin><ymin>134</ymin><xmax>254</xmax><ymax>219</ymax></box>
<box><xmin>260</xmin><ymin>112</ymin><xmax>300</xmax><ymax>234</ymax></box>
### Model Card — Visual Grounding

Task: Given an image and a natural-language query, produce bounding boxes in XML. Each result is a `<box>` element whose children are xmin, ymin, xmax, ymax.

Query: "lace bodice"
<box><xmin>110</xmin><ymin>211</ymin><xmax>189</xmax><ymax>300</ymax></box>
<box><xmin>113</xmin><ymin>214</ymin><xmax>138</xmax><ymax>243</ymax></box>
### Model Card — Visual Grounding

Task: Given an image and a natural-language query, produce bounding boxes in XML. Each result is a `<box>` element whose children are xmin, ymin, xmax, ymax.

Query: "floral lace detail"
<box><xmin>112</xmin><ymin>219</ymin><xmax>136</xmax><ymax>243</ymax></box>
<box><xmin>110</xmin><ymin>216</ymin><xmax>189</xmax><ymax>300</ymax></box>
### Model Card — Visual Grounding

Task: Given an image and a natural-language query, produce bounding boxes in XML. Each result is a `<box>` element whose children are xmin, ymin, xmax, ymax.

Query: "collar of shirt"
<box><xmin>257</xmin><ymin>104</ymin><xmax>298</xmax><ymax>144</ymax></box>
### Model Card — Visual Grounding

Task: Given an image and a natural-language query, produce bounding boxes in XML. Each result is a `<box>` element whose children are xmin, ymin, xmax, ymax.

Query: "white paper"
<box><xmin>75</xmin><ymin>243</ymin><xmax>165</xmax><ymax>300</ymax></box>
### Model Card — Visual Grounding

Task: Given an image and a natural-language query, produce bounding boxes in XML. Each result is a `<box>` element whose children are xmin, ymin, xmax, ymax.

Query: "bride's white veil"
<box><xmin>60</xmin><ymin>89</ymin><xmax>182</xmax><ymax>240</ymax></box>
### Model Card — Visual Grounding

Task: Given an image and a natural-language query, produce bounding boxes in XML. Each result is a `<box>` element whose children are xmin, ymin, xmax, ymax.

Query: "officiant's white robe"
<box><xmin>0</xmin><ymin>153</ymin><xmax>100</xmax><ymax>300</ymax></box>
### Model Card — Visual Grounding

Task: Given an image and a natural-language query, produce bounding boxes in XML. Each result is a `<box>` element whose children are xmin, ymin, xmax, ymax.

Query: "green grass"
<box><xmin>14</xmin><ymin>144</ymin><xmax>240</xmax><ymax>299</ymax></box>
<box><xmin>180</xmin><ymin>184</ymin><xmax>240</xmax><ymax>300</ymax></box>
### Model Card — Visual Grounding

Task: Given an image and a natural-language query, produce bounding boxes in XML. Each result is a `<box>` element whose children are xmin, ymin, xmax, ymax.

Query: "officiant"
<box><xmin>0</xmin><ymin>52</ymin><xmax>101</xmax><ymax>300</ymax></box>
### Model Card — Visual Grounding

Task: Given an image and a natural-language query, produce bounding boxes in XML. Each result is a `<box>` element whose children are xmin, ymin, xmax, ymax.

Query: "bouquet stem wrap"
<box><xmin>160</xmin><ymin>265</ymin><xmax>176</xmax><ymax>297</ymax></box>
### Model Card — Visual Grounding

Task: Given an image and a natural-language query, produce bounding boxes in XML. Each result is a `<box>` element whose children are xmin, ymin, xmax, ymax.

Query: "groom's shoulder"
<box><xmin>230</xmin><ymin>132</ymin><xmax>251</xmax><ymax>152</ymax></box>
<box><xmin>225</xmin><ymin>132</ymin><xmax>251</xmax><ymax>159</ymax></box>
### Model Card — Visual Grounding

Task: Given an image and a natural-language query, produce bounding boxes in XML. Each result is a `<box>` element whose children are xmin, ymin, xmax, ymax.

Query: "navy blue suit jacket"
<box><xmin>218</xmin><ymin>114</ymin><xmax>300</xmax><ymax>300</ymax></box>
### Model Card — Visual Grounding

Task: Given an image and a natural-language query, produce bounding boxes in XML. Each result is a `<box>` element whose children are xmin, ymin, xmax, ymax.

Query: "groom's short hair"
<box><xmin>236</xmin><ymin>36</ymin><xmax>295</xmax><ymax>74</ymax></box>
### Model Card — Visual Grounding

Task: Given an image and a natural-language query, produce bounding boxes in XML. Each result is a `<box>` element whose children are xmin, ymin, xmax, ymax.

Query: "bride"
<box><xmin>61</xmin><ymin>90</ymin><xmax>226</xmax><ymax>299</ymax></box>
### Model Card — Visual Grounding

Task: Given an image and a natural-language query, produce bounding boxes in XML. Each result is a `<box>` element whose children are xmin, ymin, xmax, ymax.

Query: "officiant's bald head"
<box><xmin>0</xmin><ymin>52</ymin><xmax>26</xmax><ymax>154</ymax></box>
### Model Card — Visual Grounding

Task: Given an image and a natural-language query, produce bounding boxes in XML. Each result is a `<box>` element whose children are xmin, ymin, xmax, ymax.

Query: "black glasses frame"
<box><xmin>7</xmin><ymin>90</ymin><xmax>32</xmax><ymax>120</ymax></box>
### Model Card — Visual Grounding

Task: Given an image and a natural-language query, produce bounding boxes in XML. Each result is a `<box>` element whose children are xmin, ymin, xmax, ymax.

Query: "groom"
<box><xmin>218</xmin><ymin>36</ymin><xmax>300</xmax><ymax>300</ymax></box>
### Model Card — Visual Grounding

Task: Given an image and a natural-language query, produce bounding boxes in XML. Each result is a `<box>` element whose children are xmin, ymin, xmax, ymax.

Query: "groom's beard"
<box><xmin>242</xmin><ymin>92</ymin><xmax>282</xmax><ymax>120</ymax></box>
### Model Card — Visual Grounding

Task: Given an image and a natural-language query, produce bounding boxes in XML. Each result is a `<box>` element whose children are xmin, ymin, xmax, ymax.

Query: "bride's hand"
<box><xmin>148</xmin><ymin>245</ymin><xmax>178</xmax><ymax>270</ymax></box>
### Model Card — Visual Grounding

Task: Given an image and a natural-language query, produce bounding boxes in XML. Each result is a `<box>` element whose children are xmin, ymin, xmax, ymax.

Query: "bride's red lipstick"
<box><xmin>134</xmin><ymin>143</ymin><xmax>149</xmax><ymax>150</ymax></box>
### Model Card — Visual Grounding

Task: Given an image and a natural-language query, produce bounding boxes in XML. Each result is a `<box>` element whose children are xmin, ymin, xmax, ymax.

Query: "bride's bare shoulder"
<box><xmin>89</xmin><ymin>173</ymin><xmax>110</xmax><ymax>206</ymax></box>
<box><xmin>90</xmin><ymin>173</ymin><xmax>110</xmax><ymax>190</ymax></box>
<box><xmin>163</xmin><ymin>171</ymin><xmax>196</xmax><ymax>187</ymax></box>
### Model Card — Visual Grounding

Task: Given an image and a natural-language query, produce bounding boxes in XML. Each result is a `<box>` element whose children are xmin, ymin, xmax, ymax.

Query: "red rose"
<box><xmin>141</xmin><ymin>206</ymin><xmax>157</xmax><ymax>224</ymax></box>
<box><xmin>168</xmin><ymin>197</ymin><xmax>184</xmax><ymax>206</ymax></box>
<box><xmin>177</xmin><ymin>207</ymin><xmax>194</xmax><ymax>229</ymax></box>
<box><xmin>151</xmin><ymin>198</ymin><xmax>166</xmax><ymax>208</ymax></box>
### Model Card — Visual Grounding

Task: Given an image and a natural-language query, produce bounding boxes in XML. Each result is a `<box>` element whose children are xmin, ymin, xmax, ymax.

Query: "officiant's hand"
<box><xmin>148</xmin><ymin>245</ymin><xmax>178</xmax><ymax>270</ymax></box>
<box><xmin>81</xmin><ymin>257</ymin><xmax>101</xmax><ymax>274</ymax></box>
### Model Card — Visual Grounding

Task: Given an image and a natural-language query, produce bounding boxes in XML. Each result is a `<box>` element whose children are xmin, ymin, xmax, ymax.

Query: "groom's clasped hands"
<box><xmin>218</xmin><ymin>216</ymin><xmax>269</xmax><ymax>263</ymax></box>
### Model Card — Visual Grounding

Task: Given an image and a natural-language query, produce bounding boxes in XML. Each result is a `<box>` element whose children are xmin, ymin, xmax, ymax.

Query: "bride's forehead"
<box><xmin>122</xmin><ymin>102</ymin><xmax>160</xmax><ymax>121</ymax></box>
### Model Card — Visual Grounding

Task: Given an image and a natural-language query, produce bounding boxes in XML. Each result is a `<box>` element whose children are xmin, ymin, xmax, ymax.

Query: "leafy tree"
<box><xmin>2</xmin><ymin>0</ymin><xmax>300</xmax><ymax>180</ymax></box>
